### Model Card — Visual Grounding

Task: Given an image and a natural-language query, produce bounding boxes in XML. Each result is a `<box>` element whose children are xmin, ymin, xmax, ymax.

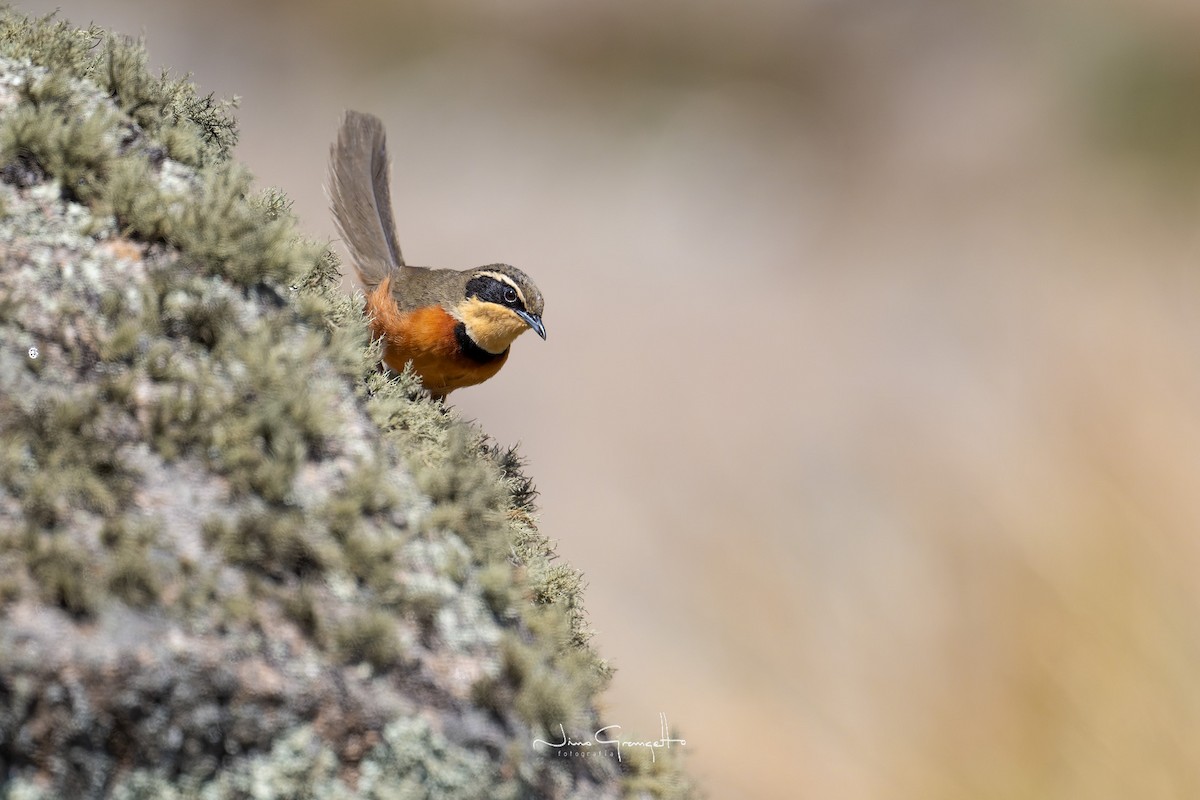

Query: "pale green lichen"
<box><xmin>11</xmin><ymin>720</ymin><xmax>498</xmax><ymax>800</ymax></box>
<box><xmin>0</xmin><ymin>6</ymin><xmax>691</xmax><ymax>798</ymax></box>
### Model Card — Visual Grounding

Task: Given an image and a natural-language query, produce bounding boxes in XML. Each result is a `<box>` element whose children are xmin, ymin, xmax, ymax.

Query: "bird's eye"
<box><xmin>503</xmin><ymin>287</ymin><xmax>518</xmax><ymax>304</ymax></box>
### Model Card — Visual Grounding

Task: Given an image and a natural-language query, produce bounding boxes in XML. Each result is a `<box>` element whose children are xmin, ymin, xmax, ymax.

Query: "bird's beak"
<box><xmin>517</xmin><ymin>310</ymin><xmax>547</xmax><ymax>340</ymax></box>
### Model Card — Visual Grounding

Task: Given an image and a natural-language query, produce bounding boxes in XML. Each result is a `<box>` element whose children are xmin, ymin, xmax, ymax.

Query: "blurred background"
<box><xmin>14</xmin><ymin>0</ymin><xmax>1200</xmax><ymax>796</ymax></box>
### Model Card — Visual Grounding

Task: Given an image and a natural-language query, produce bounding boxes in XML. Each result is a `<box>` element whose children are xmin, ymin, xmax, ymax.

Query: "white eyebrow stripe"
<box><xmin>473</xmin><ymin>270</ymin><xmax>527</xmax><ymax>308</ymax></box>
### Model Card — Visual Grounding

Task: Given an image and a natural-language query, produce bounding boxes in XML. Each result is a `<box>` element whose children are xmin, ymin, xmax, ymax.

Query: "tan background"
<box><xmin>14</xmin><ymin>0</ymin><xmax>1200</xmax><ymax>796</ymax></box>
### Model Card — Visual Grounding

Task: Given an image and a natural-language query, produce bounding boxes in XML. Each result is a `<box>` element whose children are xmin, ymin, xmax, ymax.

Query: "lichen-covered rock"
<box><xmin>0</xmin><ymin>10</ymin><xmax>691</xmax><ymax>799</ymax></box>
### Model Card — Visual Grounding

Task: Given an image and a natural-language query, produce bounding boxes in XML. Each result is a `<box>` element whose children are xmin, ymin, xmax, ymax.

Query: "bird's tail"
<box><xmin>328</xmin><ymin>110</ymin><xmax>405</xmax><ymax>291</ymax></box>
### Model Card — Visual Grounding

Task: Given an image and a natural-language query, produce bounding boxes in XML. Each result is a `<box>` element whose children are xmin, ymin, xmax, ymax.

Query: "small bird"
<box><xmin>329</xmin><ymin>110</ymin><xmax>546</xmax><ymax>400</ymax></box>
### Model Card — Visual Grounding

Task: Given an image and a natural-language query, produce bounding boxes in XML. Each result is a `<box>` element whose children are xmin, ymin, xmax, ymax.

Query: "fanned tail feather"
<box><xmin>329</xmin><ymin>110</ymin><xmax>404</xmax><ymax>291</ymax></box>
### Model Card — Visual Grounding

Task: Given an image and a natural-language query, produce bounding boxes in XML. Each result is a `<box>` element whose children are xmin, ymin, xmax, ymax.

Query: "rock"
<box><xmin>0</xmin><ymin>10</ymin><xmax>691</xmax><ymax>799</ymax></box>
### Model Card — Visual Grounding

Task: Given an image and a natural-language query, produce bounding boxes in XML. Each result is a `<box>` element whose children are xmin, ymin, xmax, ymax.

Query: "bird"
<box><xmin>328</xmin><ymin>110</ymin><xmax>546</xmax><ymax>400</ymax></box>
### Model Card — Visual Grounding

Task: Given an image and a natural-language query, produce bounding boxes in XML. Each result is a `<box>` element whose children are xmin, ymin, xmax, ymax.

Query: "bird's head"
<box><xmin>454</xmin><ymin>265</ymin><xmax>546</xmax><ymax>354</ymax></box>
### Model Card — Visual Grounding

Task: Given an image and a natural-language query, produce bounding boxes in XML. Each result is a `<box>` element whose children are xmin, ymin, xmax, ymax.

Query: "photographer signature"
<box><xmin>533</xmin><ymin>712</ymin><xmax>686</xmax><ymax>762</ymax></box>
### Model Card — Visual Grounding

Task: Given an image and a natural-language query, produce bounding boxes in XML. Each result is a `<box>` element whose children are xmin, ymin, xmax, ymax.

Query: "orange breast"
<box><xmin>365</xmin><ymin>277</ymin><xmax>509</xmax><ymax>398</ymax></box>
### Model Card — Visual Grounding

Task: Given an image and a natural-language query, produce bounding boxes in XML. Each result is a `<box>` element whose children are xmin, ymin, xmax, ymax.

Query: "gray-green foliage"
<box><xmin>0</xmin><ymin>9</ymin><xmax>236</xmax><ymax>165</ymax></box>
<box><xmin>0</xmin><ymin>7</ymin><xmax>692</xmax><ymax>798</ymax></box>
<box><xmin>7</xmin><ymin>720</ymin><xmax>494</xmax><ymax>800</ymax></box>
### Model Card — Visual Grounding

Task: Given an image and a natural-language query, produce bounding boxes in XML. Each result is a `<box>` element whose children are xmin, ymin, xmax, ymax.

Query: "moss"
<box><xmin>530</xmin><ymin>563</ymin><xmax>593</xmax><ymax>651</ymax></box>
<box><xmin>135</xmin><ymin>315</ymin><xmax>340</xmax><ymax>501</ymax></box>
<box><xmin>0</xmin><ymin>6</ymin><xmax>692</xmax><ymax>794</ymax></box>
<box><xmin>402</xmin><ymin>586</ymin><xmax>445</xmax><ymax>636</ymax></box>
<box><xmin>98</xmin><ymin>517</ymin><xmax>164</xmax><ymax>607</ymax></box>
<box><xmin>335</xmin><ymin>611</ymin><xmax>405</xmax><ymax>671</ymax></box>
<box><xmin>0</xmin><ymin>103</ymin><xmax>116</xmax><ymax>203</ymax></box>
<box><xmin>144</xmin><ymin>366</ymin><xmax>222</xmax><ymax>461</ymax></box>
<box><xmin>503</xmin><ymin>614</ymin><xmax>606</xmax><ymax>735</ymax></box>
<box><xmin>0</xmin><ymin>574</ymin><xmax>22</xmax><ymax>608</ymax></box>
<box><xmin>26</xmin><ymin>533</ymin><xmax>100</xmax><ymax>617</ymax></box>
<box><xmin>361</xmin><ymin>367</ymin><xmax>440</xmax><ymax>434</ymax></box>
<box><xmin>340</xmin><ymin>528</ymin><xmax>399</xmax><ymax>592</ymax></box>
<box><xmin>361</xmin><ymin>717</ymin><xmax>498</xmax><ymax>799</ymax></box>
<box><xmin>93</xmin><ymin>720</ymin><xmax>501</xmax><ymax>800</ymax></box>
<box><xmin>483</xmin><ymin>439</ymin><xmax>539</xmax><ymax>515</ymax></box>
<box><xmin>252</xmin><ymin>186</ymin><xmax>293</xmax><ymax>221</ymax></box>
<box><xmin>377</xmin><ymin>377</ymin><xmax>612</xmax><ymax>741</ymax></box>
<box><xmin>478</xmin><ymin>561</ymin><xmax>517</xmax><ymax>617</ymax></box>
<box><xmin>221</xmin><ymin>589</ymin><xmax>258</xmax><ymax>627</ymax></box>
<box><xmin>320</xmin><ymin>460</ymin><xmax>397</xmax><ymax>540</ymax></box>
<box><xmin>280</xmin><ymin>583</ymin><xmax>322</xmax><ymax>638</ymax></box>
<box><xmin>0</xmin><ymin>11</ymin><xmax>237</xmax><ymax>164</ymax></box>
<box><xmin>0</xmin><ymin>390</ymin><xmax>137</xmax><ymax>529</ymax></box>
<box><xmin>205</xmin><ymin>509</ymin><xmax>333</xmax><ymax>580</ymax></box>
<box><xmin>621</xmin><ymin>746</ymin><xmax>697</xmax><ymax>800</ymax></box>
<box><xmin>174</xmin><ymin>562</ymin><xmax>222</xmax><ymax>621</ymax></box>
<box><xmin>173</xmin><ymin>166</ymin><xmax>322</xmax><ymax>287</ymax></box>
<box><xmin>105</xmin><ymin>156</ymin><xmax>174</xmax><ymax>239</ymax></box>
<box><xmin>98</xmin><ymin>371</ymin><xmax>137</xmax><ymax>407</ymax></box>
<box><xmin>327</xmin><ymin>470</ymin><xmax>446</xmax><ymax>601</ymax></box>
<box><xmin>0</xmin><ymin>12</ymin><xmax>106</xmax><ymax>78</ymax></box>
<box><xmin>98</xmin><ymin>515</ymin><xmax>158</xmax><ymax>550</ymax></box>
<box><xmin>17</xmin><ymin>66</ymin><xmax>74</xmax><ymax>107</ymax></box>
<box><xmin>416</xmin><ymin>427</ymin><xmax>510</xmax><ymax>562</ymax></box>
<box><xmin>107</xmin><ymin>547</ymin><xmax>161</xmax><ymax>607</ymax></box>
<box><xmin>108</xmin><ymin>158</ymin><xmax>325</xmax><ymax>288</ymax></box>
<box><xmin>98</xmin><ymin>317</ymin><xmax>144</xmax><ymax>362</ymax></box>
<box><xmin>158</xmin><ymin>276</ymin><xmax>239</xmax><ymax>349</ymax></box>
